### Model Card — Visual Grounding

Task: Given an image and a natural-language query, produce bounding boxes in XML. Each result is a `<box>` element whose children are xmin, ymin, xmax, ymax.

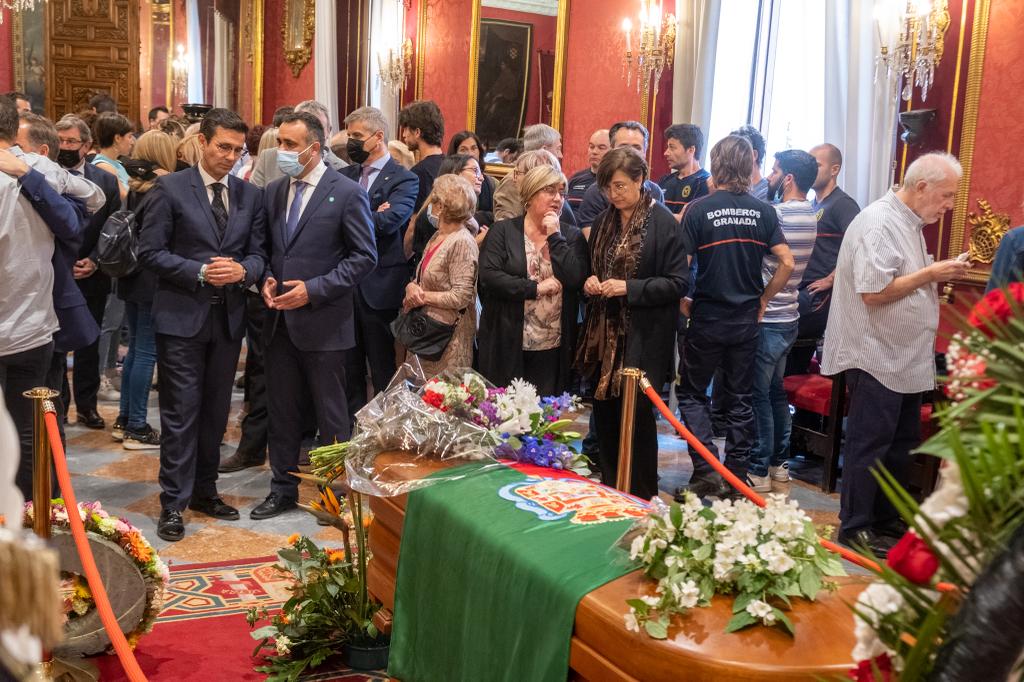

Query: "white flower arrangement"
<box><xmin>625</xmin><ymin>493</ymin><xmax>844</xmax><ymax>638</ymax></box>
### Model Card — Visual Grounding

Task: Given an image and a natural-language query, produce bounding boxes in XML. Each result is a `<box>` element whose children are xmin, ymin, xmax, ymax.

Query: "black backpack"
<box><xmin>95</xmin><ymin>209</ymin><xmax>139</xmax><ymax>278</ymax></box>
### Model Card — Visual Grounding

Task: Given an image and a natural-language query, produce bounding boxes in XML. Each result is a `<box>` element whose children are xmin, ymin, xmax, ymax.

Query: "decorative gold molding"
<box><xmin>966</xmin><ymin>198</ymin><xmax>1010</xmax><ymax>264</ymax></box>
<box><xmin>414</xmin><ymin>0</ymin><xmax>427</xmax><ymax>100</ymax></box>
<box><xmin>282</xmin><ymin>0</ymin><xmax>315</xmax><ymax>78</ymax></box>
<box><xmin>466</xmin><ymin>0</ymin><xmax>482</xmax><ymax>130</ymax></box>
<box><xmin>948</xmin><ymin>0</ymin><xmax>991</xmax><ymax>284</ymax></box>
<box><xmin>549</xmin><ymin>0</ymin><xmax>569</xmax><ymax>129</ymax></box>
<box><xmin>252</xmin><ymin>0</ymin><xmax>265</xmax><ymax>122</ymax></box>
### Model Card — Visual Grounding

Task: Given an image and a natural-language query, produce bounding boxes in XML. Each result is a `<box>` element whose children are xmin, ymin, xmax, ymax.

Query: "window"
<box><xmin>707</xmin><ymin>0</ymin><xmax>826</xmax><ymax>169</ymax></box>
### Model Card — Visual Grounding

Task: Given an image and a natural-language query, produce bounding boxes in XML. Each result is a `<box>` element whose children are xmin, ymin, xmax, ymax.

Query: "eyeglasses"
<box><xmin>59</xmin><ymin>138</ymin><xmax>83</xmax><ymax>147</ymax></box>
<box><xmin>538</xmin><ymin>186</ymin><xmax>566</xmax><ymax>198</ymax></box>
<box><xmin>214</xmin><ymin>142</ymin><xmax>245</xmax><ymax>156</ymax></box>
<box><xmin>606</xmin><ymin>181</ymin><xmax>636</xmax><ymax>195</ymax></box>
<box><xmin>460</xmin><ymin>167</ymin><xmax>483</xmax><ymax>179</ymax></box>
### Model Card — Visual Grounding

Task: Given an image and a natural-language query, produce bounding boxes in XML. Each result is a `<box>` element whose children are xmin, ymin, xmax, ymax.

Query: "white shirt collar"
<box><xmin>292</xmin><ymin>157</ymin><xmax>328</xmax><ymax>188</ymax></box>
<box><xmin>197</xmin><ymin>161</ymin><xmax>229</xmax><ymax>188</ymax></box>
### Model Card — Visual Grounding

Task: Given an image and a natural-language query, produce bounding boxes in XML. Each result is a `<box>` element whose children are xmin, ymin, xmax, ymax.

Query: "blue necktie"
<box><xmin>285</xmin><ymin>180</ymin><xmax>307</xmax><ymax>241</ymax></box>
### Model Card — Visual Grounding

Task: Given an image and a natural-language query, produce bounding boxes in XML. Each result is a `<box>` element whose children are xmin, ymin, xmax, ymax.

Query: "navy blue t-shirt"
<box><xmin>800</xmin><ymin>186</ymin><xmax>860</xmax><ymax>285</ymax></box>
<box><xmin>681</xmin><ymin>190</ymin><xmax>786</xmax><ymax>322</ymax></box>
<box><xmin>658</xmin><ymin>168</ymin><xmax>711</xmax><ymax>215</ymax></box>
<box><xmin>566</xmin><ymin>168</ymin><xmax>596</xmax><ymax>210</ymax></box>
<box><xmin>577</xmin><ymin>179</ymin><xmax>665</xmax><ymax>228</ymax></box>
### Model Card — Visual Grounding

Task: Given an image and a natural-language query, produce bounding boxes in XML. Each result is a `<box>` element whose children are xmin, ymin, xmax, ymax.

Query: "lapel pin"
<box><xmin>329</xmin><ymin>196</ymin><xmax>335</xmax><ymax>202</ymax></box>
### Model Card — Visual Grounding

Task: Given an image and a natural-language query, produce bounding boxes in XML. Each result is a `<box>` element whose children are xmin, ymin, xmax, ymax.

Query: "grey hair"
<box><xmin>522</xmin><ymin>124</ymin><xmax>560</xmax><ymax>151</ymax></box>
<box><xmin>903</xmin><ymin>152</ymin><xmax>962</xmax><ymax>186</ymax></box>
<box><xmin>343</xmin><ymin>106</ymin><xmax>388</xmax><ymax>139</ymax></box>
<box><xmin>56</xmin><ymin>115</ymin><xmax>92</xmax><ymax>143</ymax></box>
<box><xmin>514</xmin><ymin>149</ymin><xmax>561</xmax><ymax>174</ymax></box>
<box><xmin>295</xmin><ymin>100</ymin><xmax>331</xmax><ymax>133</ymax></box>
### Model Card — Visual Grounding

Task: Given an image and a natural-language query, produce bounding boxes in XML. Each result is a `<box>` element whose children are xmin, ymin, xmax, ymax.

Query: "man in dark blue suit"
<box><xmin>139</xmin><ymin>108</ymin><xmax>266</xmax><ymax>541</ymax></box>
<box><xmin>253</xmin><ymin>111</ymin><xmax>377</xmax><ymax>519</ymax></box>
<box><xmin>339</xmin><ymin>106</ymin><xmax>417</xmax><ymax>419</ymax></box>
<box><xmin>54</xmin><ymin>116</ymin><xmax>121</xmax><ymax>429</ymax></box>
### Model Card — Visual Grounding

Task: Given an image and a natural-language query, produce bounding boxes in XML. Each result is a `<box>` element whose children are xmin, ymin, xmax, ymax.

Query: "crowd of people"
<box><xmin>0</xmin><ymin>89</ymin><xmax>971</xmax><ymax>558</ymax></box>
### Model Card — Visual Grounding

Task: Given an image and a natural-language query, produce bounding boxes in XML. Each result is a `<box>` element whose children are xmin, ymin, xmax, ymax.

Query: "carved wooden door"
<box><xmin>46</xmin><ymin>0</ymin><xmax>140</xmax><ymax>121</ymax></box>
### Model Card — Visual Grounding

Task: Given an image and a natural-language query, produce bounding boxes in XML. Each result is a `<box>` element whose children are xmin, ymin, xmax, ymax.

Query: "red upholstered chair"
<box><xmin>784</xmin><ymin>373</ymin><xmax>846</xmax><ymax>492</ymax></box>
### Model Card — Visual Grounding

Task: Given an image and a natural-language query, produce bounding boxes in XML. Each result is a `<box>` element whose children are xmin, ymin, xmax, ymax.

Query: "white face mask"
<box><xmin>277</xmin><ymin>143</ymin><xmax>314</xmax><ymax>177</ymax></box>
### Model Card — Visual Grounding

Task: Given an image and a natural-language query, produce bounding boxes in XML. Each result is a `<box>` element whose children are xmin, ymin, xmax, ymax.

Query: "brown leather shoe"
<box><xmin>218</xmin><ymin>450</ymin><xmax>266</xmax><ymax>473</ymax></box>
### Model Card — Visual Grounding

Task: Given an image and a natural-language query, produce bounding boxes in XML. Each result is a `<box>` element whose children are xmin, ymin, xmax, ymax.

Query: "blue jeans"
<box><xmin>749</xmin><ymin>320</ymin><xmax>799</xmax><ymax>477</ymax></box>
<box><xmin>118</xmin><ymin>302</ymin><xmax>157</xmax><ymax>431</ymax></box>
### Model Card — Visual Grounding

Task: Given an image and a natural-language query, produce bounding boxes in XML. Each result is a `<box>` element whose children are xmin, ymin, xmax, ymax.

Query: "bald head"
<box><xmin>898</xmin><ymin>152</ymin><xmax>962</xmax><ymax>224</ymax></box>
<box><xmin>809</xmin><ymin>143</ymin><xmax>844</xmax><ymax>194</ymax></box>
<box><xmin>587</xmin><ymin>128</ymin><xmax>610</xmax><ymax>172</ymax></box>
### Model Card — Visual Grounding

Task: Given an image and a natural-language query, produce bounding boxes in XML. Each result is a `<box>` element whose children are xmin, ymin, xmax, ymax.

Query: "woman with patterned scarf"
<box><xmin>575</xmin><ymin>148</ymin><xmax>687</xmax><ymax>499</ymax></box>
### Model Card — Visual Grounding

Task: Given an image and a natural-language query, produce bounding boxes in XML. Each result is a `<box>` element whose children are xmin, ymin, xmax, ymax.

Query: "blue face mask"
<box><xmin>277</xmin><ymin>144</ymin><xmax>313</xmax><ymax>177</ymax></box>
<box><xmin>426</xmin><ymin>203</ymin><xmax>438</xmax><ymax>228</ymax></box>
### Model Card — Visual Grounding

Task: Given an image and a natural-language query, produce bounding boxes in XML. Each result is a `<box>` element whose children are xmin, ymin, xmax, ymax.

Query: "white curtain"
<box><xmin>315</xmin><ymin>0</ymin><xmax>339</xmax><ymax>133</ymax></box>
<box><xmin>824</xmin><ymin>0</ymin><xmax>898</xmax><ymax>207</ymax></box>
<box><xmin>671</xmin><ymin>0</ymin><xmax>722</xmax><ymax>164</ymax></box>
<box><xmin>186</xmin><ymin>0</ymin><xmax>204</xmax><ymax>102</ymax></box>
<box><xmin>212</xmin><ymin>11</ymin><xmax>232</xmax><ymax>108</ymax></box>
<box><xmin>369</xmin><ymin>0</ymin><xmax>404</xmax><ymax>132</ymax></box>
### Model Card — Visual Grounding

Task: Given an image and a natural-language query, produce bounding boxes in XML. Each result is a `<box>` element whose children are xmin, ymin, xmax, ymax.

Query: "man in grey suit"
<box><xmin>139</xmin><ymin>108</ymin><xmax>266</xmax><ymax>542</ymax></box>
<box><xmin>250</xmin><ymin>100</ymin><xmax>347</xmax><ymax>188</ymax></box>
<box><xmin>251</xmin><ymin>111</ymin><xmax>377</xmax><ymax>519</ymax></box>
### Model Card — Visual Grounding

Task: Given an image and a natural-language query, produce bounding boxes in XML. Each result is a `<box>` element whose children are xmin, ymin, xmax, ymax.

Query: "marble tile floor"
<box><xmin>57</xmin><ymin>386</ymin><xmax>852</xmax><ymax>570</ymax></box>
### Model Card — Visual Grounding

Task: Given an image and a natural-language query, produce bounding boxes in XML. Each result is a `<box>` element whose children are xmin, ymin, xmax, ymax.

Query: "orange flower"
<box><xmin>326</xmin><ymin>548</ymin><xmax>347</xmax><ymax>564</ymax></box>
<box><xmin>362</xmin><ymin>515</ymin><xmax>373</xmax><ymax>529</ymax></box>
<box><xmin>124</xmin><ymin>532</ymin><xmax>152</xmax><ymax>563</ymax></box>
<box><xmin>287</xmin><ymin>533</ymin><xmax>300</xmax><ymax>545</ymax></box>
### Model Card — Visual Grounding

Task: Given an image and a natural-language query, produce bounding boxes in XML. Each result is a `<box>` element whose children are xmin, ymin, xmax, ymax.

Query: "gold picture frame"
<box><xmin>282</xmin><ymin>0</ymin><xmax>315</xmax><ymax>78</ymax></box>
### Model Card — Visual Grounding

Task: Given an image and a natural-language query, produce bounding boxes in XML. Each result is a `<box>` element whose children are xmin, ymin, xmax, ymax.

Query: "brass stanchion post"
<box><xmin>616</xmin><ymin>368</ymin><xmax>644</xmax><ymax>492</ymax></box>
<box><xmin>24</xmin><ymin>387</ymin><xmax>59</xmax><ymax>539</ymax></box>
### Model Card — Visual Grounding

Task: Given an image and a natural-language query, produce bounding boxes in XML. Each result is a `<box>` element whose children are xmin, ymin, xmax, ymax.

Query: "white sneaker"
<box><xmin>747</xmin><ymin>473</ymin><xmax>772</xmax><ymax>493</ymax></box>
<box><xmin>769</xmin><ymin>463</ymin><xmax>791</xmax><ymax>482</ymax></box>
<box><xmin>97</xmin><ymin>376</ymin><xmax>121</xmax><ymax>402</ymax></box>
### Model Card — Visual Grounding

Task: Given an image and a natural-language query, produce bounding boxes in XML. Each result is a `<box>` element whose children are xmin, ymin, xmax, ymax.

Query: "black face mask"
<box><xmin>57</xmin><ymin>148</ymin><xmax>81</xmax><ymax>169</ymax></box>
<box><xmin>347</xmin><ymin>137</ymin><xmax>371</xmax><ymax>165</ymax></box>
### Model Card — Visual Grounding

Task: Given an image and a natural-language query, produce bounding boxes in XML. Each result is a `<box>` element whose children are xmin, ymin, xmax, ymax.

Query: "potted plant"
<box><xmin>247</xmin><ymin>486</ymin><xmax>387</xmax><ymax>680</ymax></box>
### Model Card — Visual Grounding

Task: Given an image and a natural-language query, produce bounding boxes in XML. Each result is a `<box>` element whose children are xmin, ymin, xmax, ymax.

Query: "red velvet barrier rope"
<box><xmin>639</xmin><ymin>382</ymin><xmax>958</xmax><ymax>593</ymax></box>
<box><xmin>43</xmin><ymin>408</ymin><xmax>149</xmax><ymax>682</ymax></box>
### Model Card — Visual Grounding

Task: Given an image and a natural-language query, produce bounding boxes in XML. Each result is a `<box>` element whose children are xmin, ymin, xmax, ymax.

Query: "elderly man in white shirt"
<box><xmin>822</xmin><ymin>152</ymin><xmax>968</xmax><ymax>558</ymax></box>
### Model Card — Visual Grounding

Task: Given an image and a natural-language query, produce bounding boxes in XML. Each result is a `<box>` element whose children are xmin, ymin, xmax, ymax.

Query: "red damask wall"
<box><xmin>261</xmin><ymin>0</ymin><xmax>315</xmax><ymax>125</ymax></box>
<box><xmin>419</xmin><ymin>1</ymin><xmax>473</xmax><ymax>139</ymax></box>
<box><xmin>0</xmin><ymin>14</ymin><xmax>12</xmax><ymax>92</ymax></box>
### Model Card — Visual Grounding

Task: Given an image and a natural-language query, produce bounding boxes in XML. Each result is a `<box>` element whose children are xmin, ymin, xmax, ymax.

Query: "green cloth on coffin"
<box><xmin>388</xmin><ymin>462</ymin><xmax>644</xmax><ymax>682</ymax></box>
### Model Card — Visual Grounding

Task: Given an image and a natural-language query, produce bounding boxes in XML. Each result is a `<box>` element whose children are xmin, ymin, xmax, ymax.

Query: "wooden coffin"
<box><xmin>365</xmin><ymin>451</ymin><xmax>867</xmax><ymax>681</ymax></box>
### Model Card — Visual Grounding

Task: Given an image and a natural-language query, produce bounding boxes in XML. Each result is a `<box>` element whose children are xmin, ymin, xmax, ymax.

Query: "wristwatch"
<box><xmin>198</xmin><ymin>263</ymin><xmax>208</xmax><ymax>285</ymax></box>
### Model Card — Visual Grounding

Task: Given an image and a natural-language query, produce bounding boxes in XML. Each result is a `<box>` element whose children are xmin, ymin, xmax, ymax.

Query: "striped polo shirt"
<box><xmin>762</xmin><ymin>199</ymin><xmax>818</xmax><ymax>323</ymax></box>
<box><xmin>821</xmin><ymin>190</ymin><xmax>938</xmax><ymax>393</ymax></box>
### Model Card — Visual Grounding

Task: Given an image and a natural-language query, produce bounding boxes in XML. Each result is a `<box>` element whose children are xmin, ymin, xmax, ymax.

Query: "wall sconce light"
<box><xmin>378</xmin><ymin>38</ymin><xmax>413</xmax><ymax>94</ymax></box>
<box><xmin>621</xmin><ymin>0</ymin><xmax>677</xmax><ymax>96</ymax></box>
<box><xmin>875</xmin><ymin>0</ymin><xmax>950</xmax><ymax>102</ymax></box>
<box><xmin>172</xmin><ymin>44</ymin><xmax>189</xmax><ymax>104</ymax></box>
<box><xmin>898</xmin><ymin>108</ymin><xmax>936</xmax><ymax>145</ymax></box>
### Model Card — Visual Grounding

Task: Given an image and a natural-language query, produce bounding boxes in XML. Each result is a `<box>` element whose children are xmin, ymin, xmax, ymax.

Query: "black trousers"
<box><xmin>522</xmin><ymin>348</ymin><xmax>561</xmax><ymax>396</ymax></box>
<box><xmin>678</xmin><ymin>320</ymin><xmax>759</xmax><ymax>482</ymax></box>
<box><xmin>45</xmin><ymin>351</ymin><xmax>69</xmax><ymax>448</ymax></box>
<box><xmin>71</xmin><ymin>292</ymin><xmax>108</xmax><ymax>412</ymax></box>
<box><xmin>344</xmin><ymin>290</ymin><xmax>399</xmax><ymax>423</ymax></box>
<box><xmin>236</xmin><ymin>291</ymin><xmax>268</xmax><ymax>459</ymax></box>
<box><xmin>786</xmin><ymin>290</ymin><xmax>831</xmax><ymax>376</ymax></box>
<box><xmin>266</xmin><ymin>319</ymin><xmax>350</xmax><ymax>501</ymax></box>
<box><xmin>155</xmin><ymin>305</ymin><xmax>241</xmax><ymax>510</ymax></box>
<box><xmin>839</xmin><ymin>369</ymin><xmax>921</xmax><ymax>534</ymax></box>
<box><xmin>592</xmin><ymin>395</ymin><xmax>659</xmax><ymax>500</ymax></box>
<box><xmin>0</xmin><ymin>341</ymin><xmax>54</xmax><ymax>500</ymax></box>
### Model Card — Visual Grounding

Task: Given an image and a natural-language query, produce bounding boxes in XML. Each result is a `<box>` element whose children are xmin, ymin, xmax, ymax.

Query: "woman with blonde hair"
<box><xmin>399</xmin><ymin>174</ymin><xmax>480</xmax><ymax>376</ymax></box>
<box><xmin>176</xmin><ymin>132</ymin><xmax>202</xmax><ymax>168</ymax></box>
<box><xmin>478</xmin><ymin>165</ymin><xmax>588</xmax><ymax>394</ymax></box>
<box><xmin>110</xmin><ymin>130</ymin><xmax>177</xmax><ymax>449</ymax></box>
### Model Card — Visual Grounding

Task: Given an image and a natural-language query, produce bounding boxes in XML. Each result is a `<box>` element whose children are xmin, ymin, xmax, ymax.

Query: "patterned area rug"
<box><xmin>92</xmin><ymin>556</ymin><xmax>388</xmax><ymax>681</ymax></box>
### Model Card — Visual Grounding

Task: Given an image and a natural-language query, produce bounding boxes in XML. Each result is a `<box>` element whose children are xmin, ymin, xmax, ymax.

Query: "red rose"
<box><xmin>968</xmin><ymin>282</ymin><xmax>1024</xmax><ymax>336</ymax></box>
<box><xmin>849</xmin><ymin>654</ymin><xmax>894</xmax><ymax>682</ymax></box>
<box><xmin>887</xmin><ymin>531</ymin><xmax>939</xmax><ymax>584</ymax></box>
<box><xmin>423</xmin><ymin>390</ymin><xmax>444</xmax><ymax>409</ymax></box>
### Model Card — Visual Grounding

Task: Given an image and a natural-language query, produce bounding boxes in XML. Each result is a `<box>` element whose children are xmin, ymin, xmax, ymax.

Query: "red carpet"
<box><xmin>92</xmin><ymin>556</ymin><xmax>387</xmax><ymax>681</ymax></box>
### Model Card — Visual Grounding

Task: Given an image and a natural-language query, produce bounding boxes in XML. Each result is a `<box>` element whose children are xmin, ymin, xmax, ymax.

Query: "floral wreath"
<box><xmin>23</xmin><ymin>500</ymin><xmax>169</xmax><ymax>648</ymax></box>
<box><xmin>850</xmin><ymin>284</ymin><xmax>1024</xmax><ymax>681</ymax></box>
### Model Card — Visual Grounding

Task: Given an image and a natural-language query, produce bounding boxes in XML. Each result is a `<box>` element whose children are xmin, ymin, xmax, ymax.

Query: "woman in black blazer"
<box><xmin>478</xmin><ymin>165</ymin><xmax>589</xmax><ymax>395</ymax></box>
<box><xmin>574</xmin><ymin>148</ymin><xmax>688</xmax><ymax>499</ymax></box>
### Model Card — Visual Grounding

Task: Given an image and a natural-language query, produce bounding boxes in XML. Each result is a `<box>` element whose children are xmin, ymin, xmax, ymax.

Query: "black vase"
<box><xmin>342</xmin><ymin>638</ymin><xmax>390</xmax><ymax>671</ymax></box>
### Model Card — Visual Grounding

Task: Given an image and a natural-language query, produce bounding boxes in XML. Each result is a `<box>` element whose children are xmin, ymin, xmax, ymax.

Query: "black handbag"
<box><xmin>390</xmin><ymin>306</ymin><xmax>460</xmax><ymax>361</ymax></box>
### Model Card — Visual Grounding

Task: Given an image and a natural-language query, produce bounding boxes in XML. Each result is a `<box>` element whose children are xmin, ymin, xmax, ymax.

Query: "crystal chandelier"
<box><xmin>1</xmin><ymin>0</ymin><xmax>43</xmax><ymax>25</ymax></box>
<box><xmin>377</xmin><ymin>39</ymin><xmax>413</xmax><ymax>94</ymax></box>
<box><xmin>621</xmin><ymin>0</ymin><xmax>677</xmax><ymax>96</ymax></box>
<box><xmin>875</xmin><ymin>0</ymin><xmax>950</xmax><ymax>102</ymax></box>
<box><xmin>172</xmin><ymin>44</ymin><xmax>189</xmax><ymax>105</ymax></box>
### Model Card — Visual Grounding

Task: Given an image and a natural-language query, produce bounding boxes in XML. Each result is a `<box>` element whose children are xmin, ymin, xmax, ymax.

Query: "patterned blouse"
<box><xmin>522</xmin><ymin>235</ymin><xmax>562</xmax><ymax>351</ymax></box>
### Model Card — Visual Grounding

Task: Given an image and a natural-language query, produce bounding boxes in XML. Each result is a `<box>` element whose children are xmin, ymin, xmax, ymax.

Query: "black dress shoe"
<box><xmin>218</xmin><ymin>450</ymin><xmax>266</xmax><ymax>473</ymax></box>
<box><xmin>76</xmin><ymin>408</ymin><xmax>106</xmax><ymax>430</ymax></box>
<box><xmin>250</xmin><ymin>493</ymin><xmax>297</xmax><ymax>520</ymax></box>
<box><xmin>157</xmin><ymin>508</ymin><xmax>185</xmax><ymax>542</ymax></box>
<box><xmin>188</xmin><ymin>496</ymin><xmax>240</xmax><ymax>520</ymax></box>
<box><xmin>873</xmin><ymin>518</ymin><xmax>910</xmax><ymax>540</ymax></box>
<box><xmin>838</xmin><ymin>529</ymin><xmax>897</xmax><ymax>559</ymax></box>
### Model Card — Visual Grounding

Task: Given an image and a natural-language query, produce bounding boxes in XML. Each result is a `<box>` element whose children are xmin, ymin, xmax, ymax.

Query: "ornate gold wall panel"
<box><xmin>45</xmin><ymin>0</ymin><xmax>140</xmax><ymax>120</ymax></box>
